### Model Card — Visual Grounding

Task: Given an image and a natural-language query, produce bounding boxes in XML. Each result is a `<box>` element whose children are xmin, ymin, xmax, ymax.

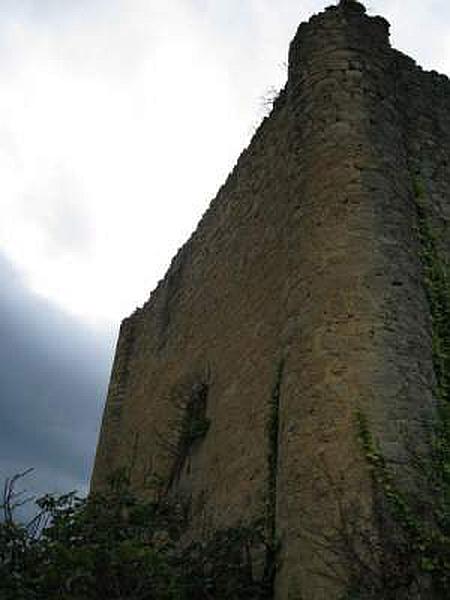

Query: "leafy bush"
<box><xmin>0</xmin><ymin>471</ymin><xmax>271</xmax><ymax>599</ymax></box>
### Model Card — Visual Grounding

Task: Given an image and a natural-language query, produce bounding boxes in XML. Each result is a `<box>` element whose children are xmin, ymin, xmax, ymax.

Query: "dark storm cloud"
<box><xmin>0</xmin><ymin>253</ymin><xmax>117</xmax><ymax>502</ymax></box>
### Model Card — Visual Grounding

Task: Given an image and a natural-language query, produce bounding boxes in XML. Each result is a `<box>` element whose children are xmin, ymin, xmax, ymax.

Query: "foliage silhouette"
<box><xmin>0</xmin><ymin>470</ymin><xmax>272</xmax><ymax>599</ymax></box>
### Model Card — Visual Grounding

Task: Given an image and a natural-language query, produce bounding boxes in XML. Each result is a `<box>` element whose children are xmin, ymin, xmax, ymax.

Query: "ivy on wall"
<box><xmin>346</xmin><ymin>176</ymin><xmax>450</xmax><ymax>599</ymax></box>
<box><xmin>156</xmin><ymin>381</ymin><xmax>211</xmax><ymax>493</ymax></box>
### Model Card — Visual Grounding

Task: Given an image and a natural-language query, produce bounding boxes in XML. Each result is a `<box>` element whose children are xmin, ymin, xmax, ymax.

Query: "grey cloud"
<box><xmin>0</xmin><ymin>252</ymin><xmax>116</xmax><ymax>505</ymax></box>
<box><xmin>0</xmin><ymin>0</ymin><xmax>117</xmax><ymax>26</ymax></box>
<box><xmin>25</xmin><ymin>172</ymin><xmax>94</xmax><ymax>257</ymax></box>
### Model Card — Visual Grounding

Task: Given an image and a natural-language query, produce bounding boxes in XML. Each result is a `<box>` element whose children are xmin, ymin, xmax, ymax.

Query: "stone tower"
<box><xmin>92</xmin><ymin>1</ymin><xmax>450</xmax><ymax>597</ymax></box>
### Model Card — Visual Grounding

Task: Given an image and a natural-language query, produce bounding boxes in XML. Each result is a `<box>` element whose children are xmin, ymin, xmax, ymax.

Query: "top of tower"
<box><xmin>286</xmin><ymin>1</ymin><xmax>390</xmax><ymax>88</ymax></box>
<box><xmin>338</xmin><ymin>0</ymin><xmax>366</xmax><ymax>12</ymax></box>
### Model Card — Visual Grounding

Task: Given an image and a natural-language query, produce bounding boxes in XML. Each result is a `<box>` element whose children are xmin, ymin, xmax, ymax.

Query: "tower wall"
<box><xmin>92</xmin><ymin>3</ymin><xmax>450</xmax><ymax>598</ymax></box>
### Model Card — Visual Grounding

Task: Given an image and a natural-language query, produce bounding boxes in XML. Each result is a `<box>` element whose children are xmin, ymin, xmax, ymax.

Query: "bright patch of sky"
<box><xmin>0</xmin><ymin>0</ymin><xmax>449</xmax><ymax>325</ymax></box>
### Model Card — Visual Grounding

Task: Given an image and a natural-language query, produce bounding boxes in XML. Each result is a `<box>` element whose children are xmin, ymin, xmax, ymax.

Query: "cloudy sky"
<box><xmin>1</xmin><ymin>0</ymin><xmax>450</xmax><ymax>508</ymax></box>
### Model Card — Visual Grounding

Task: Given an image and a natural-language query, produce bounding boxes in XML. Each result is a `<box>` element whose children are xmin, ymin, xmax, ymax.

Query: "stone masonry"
<box><xmin>92</xmin><ymin>1</ymin><xmax>450</xmax><ymax>597</ymax></box>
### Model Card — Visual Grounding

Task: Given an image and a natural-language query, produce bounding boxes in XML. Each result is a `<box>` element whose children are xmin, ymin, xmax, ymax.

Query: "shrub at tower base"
<box><xmin>0</xmin><ymin>471</ymin><xmax>273</xmax><ymax>599</ymax></box>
